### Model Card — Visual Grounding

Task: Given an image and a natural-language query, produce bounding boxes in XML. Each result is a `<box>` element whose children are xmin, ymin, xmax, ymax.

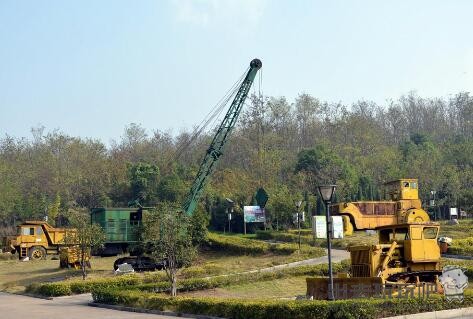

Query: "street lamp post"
<box><xmin>430</xmin><ymin>191</ymin><xmax>437</xmax><ymax>220</ymax></box>
<box><xmin>295</xmin><ymin>200</ymin><xmax>303</xmax><ymax>252</ymax></box>
<box><xmin>317</xmin><ymin>184</ymin><xmax>337</xmax><ymax>301</ymax></box>
<box><xmin>226</xmin><ymin>198</ymin><xmax>234</xmax><ymax>233</ymax></box>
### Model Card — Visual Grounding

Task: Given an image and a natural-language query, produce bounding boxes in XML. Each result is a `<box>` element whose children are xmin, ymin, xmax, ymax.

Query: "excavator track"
<box><xmin>386</xmin><ymin>270</ymin><xmax>442</xmax><ymax>285</ymax></box>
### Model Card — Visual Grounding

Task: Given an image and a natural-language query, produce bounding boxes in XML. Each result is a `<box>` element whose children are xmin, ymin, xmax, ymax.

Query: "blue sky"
<box><xmin>1</xmin><ymin>0</ymin><xmax>472</xmax><ymax>143</ymax></box>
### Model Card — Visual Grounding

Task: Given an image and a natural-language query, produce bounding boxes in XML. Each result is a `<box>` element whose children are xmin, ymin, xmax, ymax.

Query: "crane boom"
<box><xmin>183</xmin><ymin>58</ymin><xmax>262</xmax><ymax>215</ymax></box>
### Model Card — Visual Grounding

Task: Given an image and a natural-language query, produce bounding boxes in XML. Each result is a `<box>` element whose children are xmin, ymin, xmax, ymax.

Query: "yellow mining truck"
<box><xmin>331</xmin><ymin>179</ymin><xmax>430</xmax><ymax>233</ymax></box>
<box><xmin>5</xmin><ymin>221</ymin><xmax>76</xmax><ymax>260</ymax></box>
<box><xmin>307</xmin><ymin>222</ymin><xmax>442</xmax><ymax>299</ymax></box>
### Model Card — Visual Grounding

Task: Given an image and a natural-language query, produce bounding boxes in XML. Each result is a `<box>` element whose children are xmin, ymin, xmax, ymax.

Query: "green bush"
<box><xmin>27</xmin><ymin>282</ymin><xmax>73</xmax><ymax>297</ymax></box>
<box><xmin>180</xmin><ymin>264</ymin><xmax>227</xmax><ymax>279</ymax></box>
<box><xmin>449</xmin><ymin>237</ymin><xmax>473</xmax><ymax>256</ymax></box>
<box><xmin>26</xmin><ymin>274</ymin><xmax>143</xmax><ymax>297</ymax></box>
<box><xmin>92</xmin><ymin>288</ymin><xmax>473</xmax><ymax>319</ymax></box>
<box><xmin>0</xmin><ymin>252</ymin><xmax>16</xmax><ymax>261</ymax></box>
<box><xmin>256</xmin><ymin>231</ymin><xmax>315</xmax><ymax>245</ymax></box>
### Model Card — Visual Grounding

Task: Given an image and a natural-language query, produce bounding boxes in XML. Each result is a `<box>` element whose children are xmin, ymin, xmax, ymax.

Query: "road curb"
<box><xmin>88</xmin><ymin>302</ymin><xmax>226</xmax><ymax>319</ymax></box>
<box><xmin>10</xmin><ymin>292</ymin><xmax>53</xmax><ymax>301</ymax></box>
<box><xmin>382</xmin><ymin>306</ymin><xmax>473</xmax><ymax>319</ymax></box>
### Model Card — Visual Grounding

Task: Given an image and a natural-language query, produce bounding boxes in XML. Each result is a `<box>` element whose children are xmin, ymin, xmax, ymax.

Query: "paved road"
<box><xmin>251</xmin><ymin>249</ymin><xmax>349</xmax><ymax>273</ymax></box>
<box><xmin>0</xmin><ymin>292</ymin><xmax>187</xmax><ymax>319</ymax></box>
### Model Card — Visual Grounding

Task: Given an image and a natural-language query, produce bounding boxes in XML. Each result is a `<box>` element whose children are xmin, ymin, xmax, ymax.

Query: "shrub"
<box><xmin>26</xmin><ymin>274</ymin><xmax>143</xmax><ymax>297</ymax></box>
<box><xmin>449</xmin><ymin>237</ymin><xmax>473</xmax><ymax>256</ymax></box>
<box><xmin>92</xmin><ymin>288</ymin><xmax>473</xmax><ymax>319</ymax></box>
<box><xmin>0</xmin><ymin>252</ymin><xmax>16</xmax><ymax>261</ymax></box>
<box><xmin>181</xmin><ymin>264</ymin><xmax>227</xmax><ymax>279</ymax></box>
<box><xmin>27</xmin><ymin>282</ymin><xmax>72</xmax><ymax>297</ymax></box>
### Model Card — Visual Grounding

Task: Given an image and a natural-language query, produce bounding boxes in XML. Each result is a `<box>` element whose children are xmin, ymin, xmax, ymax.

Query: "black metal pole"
<box><xmin>325</xmin><ymin>200</ymin><xmax>334</xmax><ymax>300</ymax></box>
<box><xmin>298</xmin><ymin>212</ymin><xmax>301</xmax><ymax>252</ymax></box>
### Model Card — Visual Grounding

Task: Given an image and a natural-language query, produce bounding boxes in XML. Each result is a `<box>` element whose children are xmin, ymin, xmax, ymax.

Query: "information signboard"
<box><xmin>332</xmin><ymin>216</ymin><xmax>344</xmax><ymax>239</ymax></box>
<box><xmin>313</xmin><ymin>216</ymin><xmax>326</xmax><ymax>238</ymax></box>
<box><xmin>243</xmin><ymin>206</ymin><xmax>266</xmax><ymax>223</ymax></box>
<box><xmin>312</xmin><ymin>216</ymin><xmax>343</xmax><ymax>239</ymax></box>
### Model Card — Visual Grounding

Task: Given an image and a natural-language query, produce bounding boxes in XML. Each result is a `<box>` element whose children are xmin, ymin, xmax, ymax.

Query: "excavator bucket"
<box><xmin>307</xmin><ymin>277</ymin><xmax>384</xmax><ymax>299</ymax></box>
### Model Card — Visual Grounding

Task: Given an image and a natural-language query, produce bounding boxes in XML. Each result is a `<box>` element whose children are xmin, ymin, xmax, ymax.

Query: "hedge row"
<box><xmin>449</xmin><ymin>237</ymin><xmax>473</xmax><ymax>256</ymax></box>
<box><xmin>206</xmin><ymin>232</ymin><xmax>325</xmax><ymax>256</ymax></box>
<box><xmin>0</xmin><ymin>252</ymin><xmax>16</xmax><ymax>261</ymax></box>
<box><xmin>92</xmin><ymin>288</ymin><xmax>473</xmax><ymax>319</ymax></box>
<box><xmin>255</xmin><ymin>231</ymin><xmax>314</xmax><ymax>245</ymax></box>
<box><xmin>255</xmin><ymin>230</ymin><xmax>379</xmax><ymax>249</ymax></box>
<box><xmin>28</xmin><ymin>261</ymin><xmax>349</xmax><ymax>297</ymax></box>
<box><xmin>26</xmin><ymin>274</ymin><xmax>143</xmax><ymax>297</ymax></box>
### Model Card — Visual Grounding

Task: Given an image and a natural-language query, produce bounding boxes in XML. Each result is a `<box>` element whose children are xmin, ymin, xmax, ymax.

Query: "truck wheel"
<box><xmin>29</xmin><ymin>247</ymin><xmax>46</xmax><ymax>260</ymax></box>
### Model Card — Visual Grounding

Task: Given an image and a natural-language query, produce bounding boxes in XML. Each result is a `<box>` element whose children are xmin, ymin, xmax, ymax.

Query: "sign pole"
<box><xmin>244</xmin><ymin>221</ymin><xmax>246</xmax><ymax>235</ymax></box>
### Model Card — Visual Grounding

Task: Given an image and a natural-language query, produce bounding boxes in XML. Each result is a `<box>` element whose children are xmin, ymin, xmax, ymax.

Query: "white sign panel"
<box><xmin>450</xmin><ymin>207</ymin><xmax>458</xmax><ymax>217</ymax></box>
<box><xmin>332</xmin><ymin>216</ymin><xmax>344</xmax><ymax>239</ymax></box>
<box><xmin>313</xmin><ymin>216</ymin><xmax>326</xmax><ymax>239</ymax></box>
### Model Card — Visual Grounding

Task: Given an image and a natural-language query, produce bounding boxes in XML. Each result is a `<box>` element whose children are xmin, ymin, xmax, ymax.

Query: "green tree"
<box><xmin>189</xmin><ymin>206</ymin><xmax>209</xmax><ymax>246</ymax></box>
<box><xmin>65</xmin><ymin>208</ymin><xmax>106</xmax><ymax>280</ymax></box>
<box><xmin>127</xmin><ymin>162</ymin><xmax>160</xmax><ymax>204</ymax></box>
<box><xmin>144</xmin><ymin>204</ymin><xmax>196</xmax><ymax>296</ymax></box>
<box><xmin>47</xmin><ymin>193</ymin><xmax>61</xmax><ymax>226</ymax></box>
<box><xmin>295</xmin><ymin>145</ymin><xmax>357</xmax><ymax>200</ymax></box>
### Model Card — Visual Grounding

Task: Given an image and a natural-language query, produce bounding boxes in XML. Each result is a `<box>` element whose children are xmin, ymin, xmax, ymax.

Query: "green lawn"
<box><xmin>0</xmin><ymin>255</ymin><xmax>117</xmax><ymax>293</ymax></box>
<box><xmin>0</xmin><ymin>248</ymin><xmax>320</xmax><ymax>293</ymax></box>
<box><xmin>183</xmin><ymin>276</ymin><xmax>307</xmax><ymax>299</ymax></box>
<box><xmin>181</xmin><ymin>249</ymin><xmax>325</xmax><ymax>279</ymax></box>
<box><xmin>438</xmin><ymin>219</ymin><xmax>473</xmax><ymax>238</ymax></box>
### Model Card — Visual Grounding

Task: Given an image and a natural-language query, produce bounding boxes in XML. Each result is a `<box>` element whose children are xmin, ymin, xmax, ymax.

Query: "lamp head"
<box><xmin>318</xmin><ymin>185</ymin><xmax>337</xmax><ymax>203</ymax></box>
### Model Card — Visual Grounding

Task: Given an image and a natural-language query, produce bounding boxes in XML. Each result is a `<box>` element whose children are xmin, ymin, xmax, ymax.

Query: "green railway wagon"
<box><xmin>91</xmin><ymin>207</ymin><xmax>144</xmax><ymax>255</ymax></box>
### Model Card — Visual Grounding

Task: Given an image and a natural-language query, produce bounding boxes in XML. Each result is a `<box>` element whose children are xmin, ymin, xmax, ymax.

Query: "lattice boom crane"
<box><xmin>183</xmin><ymin>58</ymin><xmax>262</xmax><ymax>215</ymax></box>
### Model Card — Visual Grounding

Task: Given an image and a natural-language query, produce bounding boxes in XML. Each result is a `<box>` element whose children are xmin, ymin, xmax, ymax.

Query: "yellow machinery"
<box><xmin>59</xmin><ymin>246</ymin><xmax>91</xmax><ymax>269</ymax></box>
<box><xmin>5</xmin><ymin>221</ymin><xmax>76</xmax><ymax>260</ymax></box>
<box><xmin>331</xmin><ymin>179</ymin><xmax>430</xmax><ymax>233</ymax></box>
<box><xmin>307</xmin><ymin>222</ymin><xmax>442</xmax><ymax>299</ymax></box>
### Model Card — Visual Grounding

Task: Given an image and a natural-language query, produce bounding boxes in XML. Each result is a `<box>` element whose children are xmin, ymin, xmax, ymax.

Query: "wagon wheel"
<box><xmin>29</xmin><ymin>247</ymin><xmax>46</xmax><ymax>260</ymax></box>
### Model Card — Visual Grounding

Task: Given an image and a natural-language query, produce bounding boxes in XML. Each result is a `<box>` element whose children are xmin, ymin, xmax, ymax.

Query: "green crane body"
<box><xmin>183</xmin><ymin>58</ymin><xmax>262</xmax><ymax>215</ymax></box>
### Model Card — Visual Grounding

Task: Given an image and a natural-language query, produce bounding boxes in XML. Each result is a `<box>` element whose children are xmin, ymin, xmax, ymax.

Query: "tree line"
<box><xmin>0</xmin><ymin>91</ymin><xmax>472</xmax><ymax>230</ymax></box>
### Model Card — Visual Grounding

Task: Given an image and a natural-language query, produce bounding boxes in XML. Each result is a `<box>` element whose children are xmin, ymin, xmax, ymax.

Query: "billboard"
<box><xmin>244</xmin><ymin>206</ymin><xmax>266</xmax><ymax>223</ymax></box>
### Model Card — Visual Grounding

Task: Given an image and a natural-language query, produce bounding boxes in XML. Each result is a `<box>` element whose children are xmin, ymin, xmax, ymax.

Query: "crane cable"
<box><xmin>172</xmin><ymin>68</ymin><xmax>249</xmax><ymax>161</ymax></box>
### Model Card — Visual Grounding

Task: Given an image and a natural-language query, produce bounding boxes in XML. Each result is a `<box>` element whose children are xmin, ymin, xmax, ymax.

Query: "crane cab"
<box><xmin>385</xmin><ymin>179</ymin><xmax>419</xmax><ymax>201</ymax></box>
